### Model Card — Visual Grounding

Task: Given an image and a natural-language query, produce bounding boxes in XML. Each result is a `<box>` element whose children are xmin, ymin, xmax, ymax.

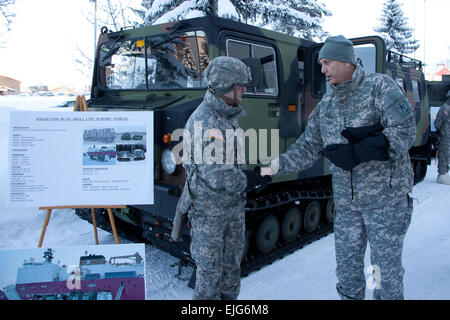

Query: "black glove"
<box><xmin>322</xmin><ymin>144</ymin><xmax>358</xmax><ymax>171</ymax></box>
<box><xmin>244</xmin><ymin>166</ymin><xmax>272</xmax><ymax>191</ymax></box>
<box><xmin>322</xmin><ymin>133</ymin><xmax>390</xmax><ymax>171</ymax></box>
<box><xmin>341</xmin><ymin>123</ymin><xmax>384</xmax><ymax>144</ymax></box>
<box><xmin>354</xmin><ymin>133</ymin><xmax>390</xmax><ymax>163</ymax></box>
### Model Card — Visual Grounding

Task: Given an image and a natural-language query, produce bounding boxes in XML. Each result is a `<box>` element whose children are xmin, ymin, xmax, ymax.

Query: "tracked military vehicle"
<box><xmin>77</xmin><ymin>16</ymin><xmax>431</xmax><ymax>278</ymax></box>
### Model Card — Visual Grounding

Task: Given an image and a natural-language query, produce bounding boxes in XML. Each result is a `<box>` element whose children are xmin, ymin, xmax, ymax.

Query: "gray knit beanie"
<box><xmin>318</xmin><ymin>35</ymin><xmax>356</xmax><ymax>65</ymax></box>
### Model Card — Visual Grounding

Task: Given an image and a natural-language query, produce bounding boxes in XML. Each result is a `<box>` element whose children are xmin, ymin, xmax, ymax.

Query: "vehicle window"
<box><xmin>147</xmin><ymin>31</ymin><xmax>209</xmax><ymax>89</ymax></box>
<box><xmin>312</xmin><ymin>49</ymin><xmax>326</xmax><ymax>97</ymax></box>
<box><xmin>98</xmin><ymin>31</ymin><xmax>209</xmax><ymax>90</ymax></box>
<box><xmin>226</xmin><ymin>39</ymin><xmax>278</xmax><ymax>96</ymax></box>
<box><xmin>354</xmin><ymin>44</ymin><xmax>376</xmax><ymax>73</ymax></box>
<box><xmin>100</xmin><ymin>39</ymin><xmax>147</xmax><ymax>89</ymax></box>
<box><xmin>412</xmin><ymin>80</ymin><xmax>421</xmax><ymax>103</ymax></box>
<box><xmin>396</xmin><ymin>77</ymin><xmax>406</xmax><ymax>93</ymax></box>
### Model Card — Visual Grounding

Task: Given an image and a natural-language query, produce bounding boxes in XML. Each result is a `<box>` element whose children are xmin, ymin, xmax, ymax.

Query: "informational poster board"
<box><xmin>7</xmin><ymin>111</ymin><xmax>153</xmax><ymax>207</ymax></box>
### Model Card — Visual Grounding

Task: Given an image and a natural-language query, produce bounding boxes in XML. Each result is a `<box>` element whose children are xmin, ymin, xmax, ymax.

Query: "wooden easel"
<box><xmin>74</xmin><ymin>95</ymin><xmax>89</xmax><ymax>111</ymax></box>
<box><xmin>38</xmin><ymin>205</ymin><xmax>125</xmax><ymax>247</ymax></box>
<box><xmin>37</xmin><ymin>96</ymin><xmax>125</xmax><ymax>247</ymax></box>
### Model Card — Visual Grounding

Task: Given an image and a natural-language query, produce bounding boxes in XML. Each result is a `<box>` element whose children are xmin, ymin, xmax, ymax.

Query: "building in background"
<box><xmin>0</xmin><ymin>75</ymin><xmax>21</xmax><ymax>96</ymax></box>
<box><xmin>49</xmin><ymin>83</ymin><xmax>75</xmax><ymax>95</ymax></box>
<box><xmin>425</xmin><ymin>62</ymin><xmax>450</xmax><ymax>81</ymax></box>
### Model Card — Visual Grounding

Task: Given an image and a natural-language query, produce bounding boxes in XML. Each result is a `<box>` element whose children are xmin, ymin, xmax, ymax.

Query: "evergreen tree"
<box><xmin>199</xmin><ymin>40</ymin><xmax>209</xmax><ymax>71</ymax></box>
<box><xmin>144</xmin><ymin>0</ymin><xmax>331</xmax><ymax>40</ymax></box>
<box><xmin>374</xmin><ymin>0</ymin><xmax>419</xmax><ymax>54</ymax></box>
<box><xmin>181</xmin><ymin>42</ymin><xmax>198</xmax><ymax>71</ymax></box>
<box><xmin>132</xmin><ymin>0</ymin><xmax>154</xmax><ymax>23</ymax></box>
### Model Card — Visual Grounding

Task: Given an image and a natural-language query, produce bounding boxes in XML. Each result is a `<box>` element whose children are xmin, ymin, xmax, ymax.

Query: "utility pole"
<box><xmin>90</xmin><ymin>0</ymin><xmax>98</xmax><ymax>59</ymax></box>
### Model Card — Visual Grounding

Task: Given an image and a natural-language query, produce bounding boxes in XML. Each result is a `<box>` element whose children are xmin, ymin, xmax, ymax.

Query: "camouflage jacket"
<box><xmin>180</xmin><ymin>90</ymin><xmax>247</xmax><ymax>216</ymax></box>
<box><xmin>434</xmin><ymin>102</ymin><xmax>450</xmax><ymax>138</ymax></box>
<box><xmin>271</xmin><ymin>64</ymin><xmax>416</xmax><ymax>210</ymax></box>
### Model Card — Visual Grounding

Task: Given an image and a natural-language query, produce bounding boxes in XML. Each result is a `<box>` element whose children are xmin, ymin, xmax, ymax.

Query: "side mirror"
<box><xmin>241</xmin><ymin>58</ymin><xmax>263</xmax><ymax>88</ymax></box>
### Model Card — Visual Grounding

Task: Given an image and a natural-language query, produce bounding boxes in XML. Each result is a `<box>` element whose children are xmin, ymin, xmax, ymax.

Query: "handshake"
<box><xmin>243</xmin><ymin>166</ymin><xmax>273</xmax><ymax>192</ymax></box>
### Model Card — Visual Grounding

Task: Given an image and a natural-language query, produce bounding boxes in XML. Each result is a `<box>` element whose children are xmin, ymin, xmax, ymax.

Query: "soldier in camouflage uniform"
<box><xmin>173</xmin><ymin>56</ymin><xmax>269</xmax><ymax>300</ymax></box>
<box><xmin>262</xmin><ymin>35</ymin><xmax>416</xmax><ymax>300</ymax></box>
<box><xmin>434</xmin><ymin>90</ymin><xmax>450</xmax><ymax>185</ymax></box>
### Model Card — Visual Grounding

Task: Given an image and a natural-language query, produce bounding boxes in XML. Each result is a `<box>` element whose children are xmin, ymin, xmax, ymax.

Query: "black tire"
<box><xmin>325</xmin><ymin>198</ymin><xmax>335</xmax><ymax>224</ymax></box>
<box><xmin>255</xmin><ymin>215</ymin><xmax>280</xmax><ymax>254</ymax></box>
<box><xmin>281</xmin><ymin>207</ymin><xmax>302</xmax><ymax>243</ymax></box>
<box><xmin>242</xmin><ymin>229</ymin><xmax>251</xmax><ymax>262</ymax></box>
<box><xmin>414</xmin><ymin>159</ymin><xmax>427</xmax><ymax>182</ymax></box>
<box><xmin>304</xmin><ymin>201</ymin><xmax>321</xmax><ymax>233</ymax></box>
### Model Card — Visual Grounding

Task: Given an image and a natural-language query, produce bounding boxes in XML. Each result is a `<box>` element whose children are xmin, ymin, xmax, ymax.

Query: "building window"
<box><xmin>412</xmin><ymin>79</ymin><xmax>421</xmax><ymax>103</ymax></box>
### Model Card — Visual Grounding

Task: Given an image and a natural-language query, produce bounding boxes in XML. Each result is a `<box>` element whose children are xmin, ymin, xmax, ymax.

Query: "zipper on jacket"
<box><xmin>350</xmin><ymin>169</ymin><xmax>354</xmax><ymax>200</ymax></box>
<box><xmin>343</xmin><ymin>116</ymin><xmax>354</xmax><ymax>200</ymax></box>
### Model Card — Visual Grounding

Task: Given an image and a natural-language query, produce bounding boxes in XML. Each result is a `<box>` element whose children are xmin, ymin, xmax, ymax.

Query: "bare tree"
<box><xmin>75</xmin><ymin>0</ymin><xmax>147</xmax><ymax>84</ymax></box>
<box><xmin>0</xmin><ymin>0</ymin><xmax>16</xmax><ymax>47</ymax></box>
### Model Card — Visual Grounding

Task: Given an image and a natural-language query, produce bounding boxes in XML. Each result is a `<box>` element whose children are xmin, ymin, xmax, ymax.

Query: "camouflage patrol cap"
<box><xmin>204</xmin><ymin>56</ymin><xmax>251</xmax><ymax>94</ymax></box>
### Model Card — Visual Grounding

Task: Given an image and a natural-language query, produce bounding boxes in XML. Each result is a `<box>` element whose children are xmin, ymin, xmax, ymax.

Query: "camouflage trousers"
<box><xmin>437</xmin><ymin>136</ymin><xmax>450</xmax><ymax>175</ymax></box>
<box><xmin>189</xmin><ymin>210</ymin><xmax>245</xmax><ymax>300</ymax></box>
<box><xmin>334</xmin><ymin>195</ymin><xmax>413</xmax><ymax>300</ymax></box>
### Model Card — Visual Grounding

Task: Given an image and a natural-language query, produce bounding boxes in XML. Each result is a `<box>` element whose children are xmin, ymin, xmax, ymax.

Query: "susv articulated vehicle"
<box><xmin>78</xmin><ymin>15</ymin><xmax>431</xmax><ymax>278</ymax></box>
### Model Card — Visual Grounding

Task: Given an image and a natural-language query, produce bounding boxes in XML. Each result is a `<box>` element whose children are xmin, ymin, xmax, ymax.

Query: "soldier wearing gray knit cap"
<box><xmin>262</xmin><ymin>35</ymin><xmax>415</xmax><ymax>300</ymax></box>
<box><xmin>318</xmin><ymin>35</ymin><xmax>357</xmax><ymax>66</ymax></box>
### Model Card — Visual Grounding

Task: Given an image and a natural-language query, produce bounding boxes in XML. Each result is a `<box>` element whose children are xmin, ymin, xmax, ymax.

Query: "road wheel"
<box><xmin>325</xmin><ymin>198</ymin><xmax>335</xmax><ymax>224</ymax></box>
<box><xmin>304</xmin><ymin>201</ymin><xmax>321</xmax><ymax>233</ymax></box>
<box><xmin>281</xmin><ymin>207</ymin><xmax>302</xmax><ymax>243</ymax></box>
<box><xmin>255</xmin><ymin>215</ymin><xmax>280</xmax><ymax>254</ymax></box>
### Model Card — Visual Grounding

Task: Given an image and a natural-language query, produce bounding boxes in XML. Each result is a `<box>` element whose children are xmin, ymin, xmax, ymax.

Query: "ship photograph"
<box><xmin>0</xmin><ymin>244</ymin><xmax>146</xmax><ymax>300</ymax></box>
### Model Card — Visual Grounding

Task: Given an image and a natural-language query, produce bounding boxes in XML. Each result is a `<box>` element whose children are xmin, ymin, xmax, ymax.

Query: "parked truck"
<box><xmin>77</xmin><ymin>15</ymin><xmax>431</xmax><ymax>279</ymax></box>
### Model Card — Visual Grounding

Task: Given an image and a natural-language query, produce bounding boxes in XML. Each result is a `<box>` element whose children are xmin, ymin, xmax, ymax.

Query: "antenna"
<box><xmin>423</xmin><ymin>0</ymin><xmax>426</xmax><ymax>66</ymax></box>
<box><xmin>414</xmin><ymin>0</ymin><xmax>416</xmax><ymax>60</ymax></box>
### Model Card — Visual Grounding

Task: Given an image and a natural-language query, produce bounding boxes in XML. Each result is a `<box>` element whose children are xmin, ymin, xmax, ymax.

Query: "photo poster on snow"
<box><xmin>7</xmin><ymin>111</ymin><xmax>154</xmax><ymax>207</ymax></box>
<box><xmin>0</xmin><ymin>243</ymin><xmax>147</xmax><ymax>300</ymax></box>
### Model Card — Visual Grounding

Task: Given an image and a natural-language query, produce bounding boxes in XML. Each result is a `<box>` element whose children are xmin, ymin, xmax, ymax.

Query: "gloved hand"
<box><xmin>354</xmin><ymin>133</ymin><xmax>390</xmax><ymax>163</ymax></box>
<box><xmin>244</xmin><ymin>166</ymin><xmax>272</xmax><ymax>191</ymax></box>
<box><xmin>322</xmin><ymin>133</ymin><xmax>390</xmax><ymax>171</ymax></box>
<box><xmin>322</xmin><ymin>144</ymin><xmax>358</xmax><ymax>171</ymax></box>
<box><xmin>341</xmin><ymin>123</ymin><xmax>384</xmax><ymax>143</ymax></box>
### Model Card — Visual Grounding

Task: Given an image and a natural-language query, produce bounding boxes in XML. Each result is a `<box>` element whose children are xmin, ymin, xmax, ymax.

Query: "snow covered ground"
<box><xmin>0</xmin><ymin>96</ymin><xmax>449</xmax><ymax>300</ymax></box>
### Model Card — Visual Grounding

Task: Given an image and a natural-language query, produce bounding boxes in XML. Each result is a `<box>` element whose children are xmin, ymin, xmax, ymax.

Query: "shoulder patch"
<box><xmin>386</xmin><ymin>96</ymin><xmax>413</xmax><ymax>126</ymax></box>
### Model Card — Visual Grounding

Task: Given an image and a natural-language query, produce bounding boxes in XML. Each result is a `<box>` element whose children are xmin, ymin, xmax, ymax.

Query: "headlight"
<box><xmin>162</xmin><ymin>148</ymin><xmax>177</xmax><ymax>175</ymax></box>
